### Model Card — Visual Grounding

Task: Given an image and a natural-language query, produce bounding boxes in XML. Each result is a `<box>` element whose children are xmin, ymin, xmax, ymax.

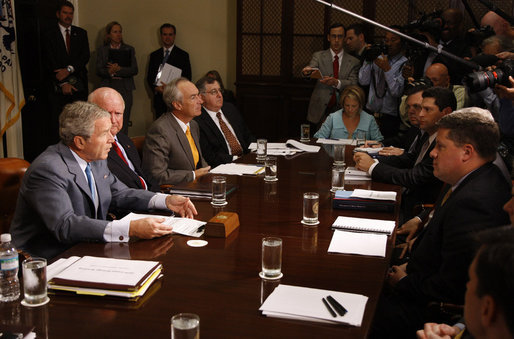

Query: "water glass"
<box><xmin>264</xmin><ymin>156</ymin><xmax>278</xmax><ymax>182</ymax></box>
<box><xmin>171</xmin><ymin>313</ymin><xmax>199</xmax><ymax>339</ymax></box>
<box><xmin>22</xmin><ymin>257</ymin><xmax>48</xmax><ymax>307</ymax></box>
<box><xmin>300</xmin><ymin>124</ymin><xmax>310</xmax><ymax>142</ymax></box>
<box><xmin>330</xmin><ymin>166</ymin><xmax>345</xmax><ymax>192</ymax></box>
<box><xmin>355</xmin><ymin>130</ymin><xmax>366</xmax><ymax>146</ymax></box>
<box><xmin>260</xmin><ymin>237</ymin><xmax>282</xmax><ymax>279</ymax></box>
<box><xmin>256</xmin><ymin>139</ymin><xmax>267</xmax><ymax>161</ymax></box>
<box><xmin>211</xmin><ymin>176</ymin><xmax>227</xmax><ymax>206</ymax></box>
<box><xmin>302</xmin><ymin>192</ymin><xmax>319</xmax><ymax>225</ymax></box>
<box><xmin>333</xmin><ymin>144</ymin><xmax>345</xmax><ymax>166</ymax></box>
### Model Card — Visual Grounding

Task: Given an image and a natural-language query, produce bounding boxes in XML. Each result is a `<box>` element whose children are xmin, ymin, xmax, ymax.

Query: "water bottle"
<box><xmin>0</xmin><ymin>233</ymin><xmax>20</xmax><ymax>302</ymax></box>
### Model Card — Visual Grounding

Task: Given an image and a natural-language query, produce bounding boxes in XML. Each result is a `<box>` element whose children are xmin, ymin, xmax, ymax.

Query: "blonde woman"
<box><xmin>314</xmin><ymin>85</ymin><xmax>383</xmax><ymax>141</ymax></box>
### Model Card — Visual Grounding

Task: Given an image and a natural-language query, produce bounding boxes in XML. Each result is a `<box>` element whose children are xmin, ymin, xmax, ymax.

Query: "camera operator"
<box><xmin>481</xmin><ymin>11</ymin><xmax>514</xmax><ymax>40</ymax></box>
<box><xmin>359</xmin><ymin>26</ymin><xmax>408</xmax><ymax>138</ymax></box>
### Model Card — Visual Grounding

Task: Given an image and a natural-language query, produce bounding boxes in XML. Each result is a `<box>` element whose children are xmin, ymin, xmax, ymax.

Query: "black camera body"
<box><xmin>464</xmin><ymin>59</ymin><xmax>514</xmax><ymax>92</ymax></box>
<box><xmin>465</xmin><ymin>26</ymin><xmax>495</xmax><ymax>48</ymax></box>
<box><xmin>362</xmin><ymin>43</ymin><xmax>388</xmax><ymax>62</ymax></box>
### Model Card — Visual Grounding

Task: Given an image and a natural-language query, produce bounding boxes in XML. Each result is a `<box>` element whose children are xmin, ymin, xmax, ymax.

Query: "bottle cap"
<box><xmin>1</xmin><ymin>233</ymin><xmax>12</xmax><ymax>242</ymax></box>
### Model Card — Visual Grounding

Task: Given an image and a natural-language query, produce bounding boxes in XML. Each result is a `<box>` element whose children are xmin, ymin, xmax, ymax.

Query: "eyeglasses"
<box><xmin>203</xmin><ymin>88</ymin><xmax>224</xmax><ymax>96</ymax></box>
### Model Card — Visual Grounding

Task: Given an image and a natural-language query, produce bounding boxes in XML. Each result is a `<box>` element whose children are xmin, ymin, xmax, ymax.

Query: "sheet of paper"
<box><xmin>316</xmin><ymin>138</ymin><xmax>355</xmax><ymax>145</ymax></box>
<box><xmin>328</xmin><ymin>230</ymin><xmax>387</xmax><ymax>257</ymax></box>
<box><xmin>351</xmin><ymin>189</ymin><xmax>397</xmax><ymax>201</ymax></box>
<box><xmin>121</xmin><ymin>212</ymin><xmax>206</xmax><ymax>237</ymax></box>
<box><xmin>285</xmin><ymin>139</ymin><xmax>320</xmax><ymax>153</ymax></box>
<box><xmin>47</xmin><ymin>256</ymin><xmax>81</xmax><ymax>281</ymax></box>
<box><xmin>259</xmin><ymin>284</ymin><xmax>368</xmax><ymax>326</ymax></box>
<box><xmin>158</xmin><ymin>63</ymin><xmax>182</xmax><ymax>85</ymax></box>
<box><xmin>344</xmin><ymin>166</ymin><xmax>371</xmax><ymax>181</ymax></box>
<box><xmin>354</xmin><ymin>147</ymin><xmax>383</xmax><ymax>154</ymax></box>
<box><xmin>210</xmin><ymin>163</ymin><xmax>264</xmax><ymax>176</ymax></box>
<box><xmin>249</xmin><ymin>142</ymin><xmax>288</xmax><ymax>150</ymax></box>
<box><xmin>332</xmin><ymin>216</ymin><xmax>395</xmax><ymax>235</ymax></box>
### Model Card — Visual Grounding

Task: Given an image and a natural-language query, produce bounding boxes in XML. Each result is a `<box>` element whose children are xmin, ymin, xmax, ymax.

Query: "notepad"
<box><xmin>328</xmin><ymin>230</ymin><xmax>387</xmax><ymax>257</ymax></box>
<box><xmin>331</xmin><ymin>216</ymin><xmax>395</xmax><ymax>235</ymax></box>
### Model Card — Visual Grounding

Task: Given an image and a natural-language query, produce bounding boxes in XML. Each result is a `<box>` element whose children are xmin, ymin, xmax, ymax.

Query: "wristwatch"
<box><xmin>66</xmin><ymin>66</ymin><xmax>73</xmax><ymax>73</ymax></box>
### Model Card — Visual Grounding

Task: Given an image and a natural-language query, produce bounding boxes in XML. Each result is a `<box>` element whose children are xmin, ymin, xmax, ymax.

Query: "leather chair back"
<box><xmin>0</xmin><ymin>158</ymin><xmax>30</xmax><ymax>234</ymax></box>
<box><xmin>130</xmin><ymin>136</ymin><xmax>145</xmax><ymax>160</ymax></box>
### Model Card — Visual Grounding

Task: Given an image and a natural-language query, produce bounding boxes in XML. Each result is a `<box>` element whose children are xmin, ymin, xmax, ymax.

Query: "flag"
<box><xmin>0</xmin><ymin>0</ymin><xmax>24</xmax><ymax>158</ymax></box>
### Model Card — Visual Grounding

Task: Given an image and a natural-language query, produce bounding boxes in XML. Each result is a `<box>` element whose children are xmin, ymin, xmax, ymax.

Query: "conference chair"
<box><xmin>130</xmin><ymin>136</ymin><xmax>145</xmax><ymax>160</ymax></box>
<box><xmin>0</xmin><ymin>158</ymin><xmax>30</xmax><ymax>234</ymax></box>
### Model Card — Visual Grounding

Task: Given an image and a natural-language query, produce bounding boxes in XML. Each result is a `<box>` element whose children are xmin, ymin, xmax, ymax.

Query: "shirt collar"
<box><xmin>69</xmin><ymin>148</ymin><xmax>89</xmax><ymax>172</ymax></box>
<box><xmin>330</xmin><ymin>49</ymin><xmax>344</xmax><ymax>60</ymax></box>
<box><xmin>172</xmin><ymin>113</ymin><xmax>189</xmax><ymax>133</ymax></box>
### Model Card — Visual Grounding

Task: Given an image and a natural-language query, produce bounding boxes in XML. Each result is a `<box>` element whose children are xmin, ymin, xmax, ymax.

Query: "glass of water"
<box><xmin>300</xmin><ymin>124</ymin><xmax>310</xmax><ymax>142</ymax></box>
<box><xmin>211</xmin><ymin>176</ymin><xmax>228</xmax><ymax>206</ymax></box>
<box><xmin>330</xmin><ymin>166</ymin><xmax>345</xmax><ymax>192</ymax></box>
<box><xmin>302</xmin><ymin>192</ymin><xmax>320</xmax><ymax>225</ymax></box>
<box><xmin>256</xmin><ymin>139</ymin><xmax>267</xmax><ymax>161</ymax></box>
<box><xmin>264</xmin><ymin>156</ymin><xmax>278</xmax><ymax>182</ymax></box>
<box><xmin>171</xmin><ymin>313</ymin><xmax>199</xmax><ymax>339</ymax></box>
<box><xmin>260</xmin><ymin>237</ymin><xmax>283</xmax><ymax>280</ymax></box>
<box><xmin>21</xmin><ymin>257</ymin><xmax>49</xmax><ymax>307</ymax></box>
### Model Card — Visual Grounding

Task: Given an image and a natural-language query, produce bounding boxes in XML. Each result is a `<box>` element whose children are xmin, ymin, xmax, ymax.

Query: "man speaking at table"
<box><xmin>369</xmin><ymin>108</ymin><xmax>511</xmax><ymax>338</ymax></box>
<box><xmin>10</xmin><ymin>101</ymin><xmax>197</xmax><ymax>260</ymax></box>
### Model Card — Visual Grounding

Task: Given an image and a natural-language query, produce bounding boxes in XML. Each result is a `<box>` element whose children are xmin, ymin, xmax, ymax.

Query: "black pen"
<box><xmin>322</xmin><ymin>297</ymin><xmax>337</xmax><ymax>317</ymax></box>
<box><xmin>327</xmin><ymin>295</ymin><xmax>348</xmax><ymax>316</ymax></box>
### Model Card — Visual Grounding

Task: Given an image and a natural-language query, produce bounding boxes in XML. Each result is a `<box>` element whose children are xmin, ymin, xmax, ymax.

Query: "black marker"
<box><xmin>327</xmin><ymin>295</ymin><xmax>348</xmax><ymax>316</ymax></box>
<box><xmin>322</xmin><ymin>297</ymin><xmax>337</xmax><ymax>317</ymax></box>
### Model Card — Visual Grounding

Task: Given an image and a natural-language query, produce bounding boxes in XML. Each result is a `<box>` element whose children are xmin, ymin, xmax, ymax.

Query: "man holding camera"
<box><xmin>359</xmin><ymin>27</ymin><xmax>408</xmax><ymax>138</ymax></box>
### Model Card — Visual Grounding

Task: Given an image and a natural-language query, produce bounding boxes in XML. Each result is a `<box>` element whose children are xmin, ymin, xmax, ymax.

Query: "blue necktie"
<box><xmin>85</xmin><ymin>163</ymin><xmax>96</xmax><ymax>204</ymax></box>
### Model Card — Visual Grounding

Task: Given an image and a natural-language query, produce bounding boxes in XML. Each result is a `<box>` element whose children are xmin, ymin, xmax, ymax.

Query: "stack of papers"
<box><xmin>210</xmin><ymin>163</ymin><xmax>264</xmax><ymax>176</ymax></box>
<box><xmin>47</xmin><ymin>256</ymin><xmax>162</xmax><ymax>301</ymax></box>
<box><xmin>259</xmin><ymin>284</ymin><xmax>368</xmax><ymax>326</ymax></box>
<box><xmin>354</xmin><ymin>146</ymin><xmax>383</xmax><ymax>154</ymax></box>
<box><xmin>332</xmin><ymin>216</ymin><xmax>395</xmax><ymax>235</ymax></box>
<box><xmin>344</xmin><ymin>167</ymin><xmax>371</xmax><ymax>181</ymax></box>
<box><xmin>316</xmin><ymin>138</ymin><xmax>355</xmax><ymax>145</ymax></box>
<box><xmin>351</xmin><ymin>189</ymin><xmax>397</xmax><ymax>201</ymax></box>
<box><xmin>121</xmin><ymin>213</ymin><xmax>206</xmax><ymax>237</ymax></box>
<box><xmin>328</xmin><ymin>230</ymin><xmax>387</xmax><ymax>257</ymax></box>
<box><xmin>249</xmin><ymin>139</ymin><xmax>320</xmax><ymax>155</ymax></box>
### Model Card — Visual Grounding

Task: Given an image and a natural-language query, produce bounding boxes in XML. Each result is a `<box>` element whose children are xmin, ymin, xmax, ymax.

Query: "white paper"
<box><xmin>259</xmin><ymin>284</ymin><xmax>368</xmax><ymax>326</ymax></box>
<box><xmin>316</xmin><ymin>138</ymin><xmax>355</xmax><ymax>145</ymax></box>
<box><xmin>210</xmin><ymin>163</ymin><xmax>264</xmax><ymax>176</ymax></box>
<box><xmin>351</xmin><ymin>189</ymin><xmax>397</xmax><ymax>201</ymax></box>
<box><xmin>328</xmin><ymin>230</ymin><xmax>387</xmax><ymax>257</ymax></box>
<box><xmin>285</xmin><ymin>139</ymin><xmax>320</xmax><ymax>153</ymax></box>
<box><xmin>121</xmin><ymin>212</ymin><xmax>206</xmax><ymax>237</ymax></box>
<box><xmin>332</xmin><ymin>216</ymin><xmax>395</xmax><ymax>235</ymax></box>
<box><xmin>344</xmin><ymin>166</ymin><xmax>372</xmax><ymax>181</ymax></box>
<box><xmin>249</xmin><ymin>142</ymin><xmax>288</xmax><ymax>150</ymax></box>
<box><xmin>47</xmin><ymin>256</ymin><xmax>81</xmax><ymax>282</ymax></box>
<box><xmin>51</xmin><ymin>256</ymin><xmax>159</xmax><ymax>287</ymax></box>
<box><xmin>158</xmin><ymin>63</ymin><xmax>182</xmax><ymax>85</ymax></box>
<box><xmin>354</xmin><ymin>147</ymin><xmax>383</xmax><ymax>154</ymax></box>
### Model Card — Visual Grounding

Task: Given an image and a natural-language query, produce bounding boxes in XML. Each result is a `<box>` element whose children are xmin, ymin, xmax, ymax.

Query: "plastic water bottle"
<box><xmin>0</xmin><ymin>233</ymin><xmax>20</xmax><ymax>302</ymax></box>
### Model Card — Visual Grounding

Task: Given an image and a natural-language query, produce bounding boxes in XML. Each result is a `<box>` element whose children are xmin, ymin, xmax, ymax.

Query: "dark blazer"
<box><xmin>108</xmin><ymin>133</ymin><xmax>159</xmax><ymax>192</ymax></box>
<box><xmin>42</xmin><ymin>24</ymin><xmax>90</xmax><ymax>95</ymax></box>
<box><xmin>142</xmin><ymin>113</ymin><xmax>207</xmax><ymax>185</ymax></box>
<box><xmin>96</xmin><ymin>43</ymin><xmax>138</xmax><ymax>91</ymax></box>
<box><xmin>147</xmin><ymin>46</ymin><xmax>192</xmax><ymax>118</ymax></box>
<box><xmin>9</xmin><ymin>142</ymin><xmax>155</xmax><ymax>259</ymax></box>
<box><xmin>382</xmin><ymin>126</ymin><xmax>420</xmax><ymax>150</ymax></box>
<box><xmin>372</xmin><ymin>136</ymin><xmax>443</xmax><ymax>218</ymax></box>
<box><xmin>194</xmin><ymin>103</ymin><xmax>255</xmax><ymax>168</ymax></box>
<box><xmin>396</xmin><ymin>162</ymin><xmax>511</xmax><ymax>305</ymax></box>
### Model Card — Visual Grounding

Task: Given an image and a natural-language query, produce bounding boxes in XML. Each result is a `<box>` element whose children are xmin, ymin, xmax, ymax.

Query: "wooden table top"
<box><xmin>1</xmin><ymin>144</ymin><xmax>401</xmax><ymax>339</ymax></box>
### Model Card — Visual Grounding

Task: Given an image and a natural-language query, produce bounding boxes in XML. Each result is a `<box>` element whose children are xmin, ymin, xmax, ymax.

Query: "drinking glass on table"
<box><xmin>300</xmin><ymin>124</ymin><xmax>310</xmax><ymax>142</ymax></box>
<box><xmin>21</xmin><ymin>257</ymin><xmax>49</xmax><ymax>307</ymax></box>
<box><xmin>260</xmin><ymin>237</ymin><xmax>283</xmax><ymax>280</ymax></box>
<box><xmin>302</xmin><ymin>192</ymin><xmax>320</xmax><ymax>225</ymax></box>
<box><xmin>211</xmin><ymin>176</ymin><xmax>228</xmax><ymax>206</ymax></box>
<box><xmin>171</xmin><ymin>313</ymin><xmax>199</xmax><ymax>339</ymax></box>
<box><xmin>256</xmin><ymin>139</ymin><xmax>267</xmax><ymax>161</ymax></box>
<box><xmin>264</xmin><ymin>156</ymin><xmax>278</xmax><ymax>182</ymax></box>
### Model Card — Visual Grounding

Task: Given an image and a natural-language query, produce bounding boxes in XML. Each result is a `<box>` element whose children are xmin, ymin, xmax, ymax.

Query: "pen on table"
<box><xmin>322</xmin><ymin>297</ymin><xmax>337</xmax><ymax>317</ymax></box>
<box><xmin>327</xmin><ymin>295</ymin><xmax>348</xmax><ymax>316</ymax></box>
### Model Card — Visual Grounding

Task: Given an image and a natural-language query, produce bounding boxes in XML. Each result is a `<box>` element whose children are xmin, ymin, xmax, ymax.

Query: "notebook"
<box><xmin>331</xmin><ymin>216</ymin><xmax>395</xmax><ymax>235</ymax></box>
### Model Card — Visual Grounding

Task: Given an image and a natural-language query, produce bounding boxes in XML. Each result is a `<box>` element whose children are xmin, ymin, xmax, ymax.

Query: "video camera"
<box><xmin>465</xmin><ymin>25</ymin><xmax>495</xmax><ymax>49</ymax></box>
<box><xmin>464</xmin><ymin>56</ymin><xmax>514</xmax><ymax>92</ymax></box>
<box><xmin>361</xmin><ymin>43</ymin><xmax>388</xmax><ymax>62</ymax></box>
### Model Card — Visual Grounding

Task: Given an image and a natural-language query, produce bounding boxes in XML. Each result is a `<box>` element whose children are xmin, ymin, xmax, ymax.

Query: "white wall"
<box><xmin>79</xmin><ymin>0</ymin><xmax>237</xmax><ymax>136</ymax></box>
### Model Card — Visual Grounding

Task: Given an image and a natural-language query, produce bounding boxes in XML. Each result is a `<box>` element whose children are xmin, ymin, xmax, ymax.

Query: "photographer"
<box><xmin>359</xmin><ymin>26</ymin><xmax>408</xmax><ymax>138</ymax></box>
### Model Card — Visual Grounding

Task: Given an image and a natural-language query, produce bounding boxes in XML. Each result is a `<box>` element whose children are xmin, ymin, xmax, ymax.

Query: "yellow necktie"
<box><xmin>186</xmin><ymin>126</ymin><xmax>199</xmax><ymax>168</ymax></box>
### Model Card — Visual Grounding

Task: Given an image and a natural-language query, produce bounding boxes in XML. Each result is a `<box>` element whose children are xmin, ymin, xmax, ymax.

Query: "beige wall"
<box><xmin>79</xmin><ymin>0</ymin><xmax>237</xmax><ymax>136</ymax></box>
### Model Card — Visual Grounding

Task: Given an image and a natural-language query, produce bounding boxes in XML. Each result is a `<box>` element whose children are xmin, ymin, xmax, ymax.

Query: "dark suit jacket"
<box><xmin>142</xmin><ymin>113</ymin><xmax>207</xmax><ymax>185</ymax></box>
<box><xmin>96</xmin><ymin>43</ymin><xmax>138</xmax><ymax>91</ymax></box>
<box><xmin>147</xmin><ymin>45</ymin><xmax>192</xmax><ymax>118</ymax></box>
<box><xmin>42</xmin><ymin>24</ymin><xmax>90</xmax><ymax>95</ymax></box>
<box><xmin>372</xmin><ymin>136</ymin><xmax>443</xmax><ymax>218</ymax></box>
<box><xmin>382</xmin><ymin>126</ymin><xmax>420</xmax><ymax>150</ymax></box>
<box><xmin>9</xmin><ymin>142</ymin><xmax>155</xmax><ymax>259</ymax></box>
<box><xmin>396</xmin><ymin>162</ymin><xmax>511</xmax><ymax>305</ymax></box>
<box><xmin>194</xmin><ymin>103</ymin><xmax>255</xmax><ymax>168</ymax></box>
<box><xmin>108</xmin><ymin>133</ymin><xmax>159</xmax><ymax>192</ymax></box>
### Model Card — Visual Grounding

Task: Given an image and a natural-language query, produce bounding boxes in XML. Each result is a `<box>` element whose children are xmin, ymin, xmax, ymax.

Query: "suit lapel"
<box><xmin>339</xmin><ymin>53</ymin><xmax>351</xmax><ymax>78</ymax></box>
<box><xmin>201</xmin><ymin>109</ymin><xmax>229</xmax><ymax>152</ymax></box>
<box><xmin>168</xmin><ymin>115</ymin><xmax>195</xmax><ymax>169</ymax></box>
<box><xmin>58</xmin><ymin>143</ymin><xmax>95</xmax><ymax>205</ymax></box>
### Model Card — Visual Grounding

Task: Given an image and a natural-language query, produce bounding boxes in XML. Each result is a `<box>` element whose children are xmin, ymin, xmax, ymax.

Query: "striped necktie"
<box><xmin>186</xmin><ymin>126</ymin><xmax>199</xmax><ymax>167</ymax></box>
<box><xmin>216</xmin><ymin>112</ymin><xmax>242</xmax><ymax>156</ymax></box>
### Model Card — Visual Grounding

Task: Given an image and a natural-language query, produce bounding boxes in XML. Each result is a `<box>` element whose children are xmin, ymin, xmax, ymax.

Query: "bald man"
<box><xmin>481</xmin><ymin>11</ymin><xmax>514</xmax><ymax>40</ymax></box>
<box><xmin>425</xmin><ymin>63</ymin><xmax>468</xmax><ymax>110</ymax></box>
<box><xmin>88</xmin><ymin>88</ymin><xmax>159</xmax><ymax>193</ymax></box>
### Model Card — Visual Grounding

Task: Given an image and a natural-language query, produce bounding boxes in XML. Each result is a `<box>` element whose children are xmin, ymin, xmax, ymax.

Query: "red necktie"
<box><xmin>328</xmin><ymin>54</ymin><xmax>339</xmax><ymax>108</ymax></box>
<box><xmin>65</xmin><ymin>28</ymin><xmax>71</xmax><ymax>55</ymax></box>
<box><xmin>216</xmin><ymin>112</ymin><xmax>243</xmax><ymax>156</ymax></box>
<box><xmin>113</xmin><ymin>141</ymin><xmax>147</xmax><ymax>190</ymax></box>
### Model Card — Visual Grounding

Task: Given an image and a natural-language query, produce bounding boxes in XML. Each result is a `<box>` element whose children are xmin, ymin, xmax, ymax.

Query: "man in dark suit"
<box><xmin>301</xmin><ymin>23</ymin><xmax>360</xmax><ymax>127</ymax></box>
<box><xmin>354</xmin><ymin>87</ymin><xmax>457</xmax><ymax>222</ymax></box>
<box><xmin>88</xmin><ymin>87</ymin><xmax>159</xmax><ymax>193</ymax></box>
<box><xmin>9</xmin><ymin>101</ymin><xmax>197</xmax><ymax>259</ymax></box>
<box><xmin>369</xmin><ymin>109</ymin><xmax>511</xmax><ymax>339</ymax></box>
<box><xmin>42</xmin><ymin>1</ymin><xmax>90</xmax><ymax>145</ymax></box>
<box><xmin>194</xmin><ymin>76</ymin><xmax>255</xmax><ymax>168</ymax></box>
<box><xmin>147</xmin><ymin>23</ymin><xmax>192</xmax><ymax>119</ymax></box>
<box><xmin>142</xmin><ymin>78</ymin><xmax>210</xmax><ymax>186</ymax></box>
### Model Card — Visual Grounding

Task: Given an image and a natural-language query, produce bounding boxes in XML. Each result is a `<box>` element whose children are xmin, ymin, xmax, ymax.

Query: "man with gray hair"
<box><xmin>10</xmin><ymin>101</ymin><xmax>198</xmax><ymax>259</ymax></box>
<box><xmin>142</xmin><ymin>77</ymin><xmax>210</xmax><ymax>185</ymax></box>
<box><xmin>370</xmin><ymin>108</ymin><xmax>510</xmax><ymax>338</ymax></box>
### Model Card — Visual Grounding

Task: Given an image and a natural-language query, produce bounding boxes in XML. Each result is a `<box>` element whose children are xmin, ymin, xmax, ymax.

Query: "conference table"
<box><xmin>1</xmin><ymin>144</ymin><xmax>402</xmax><ymax>338</ymax></box>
